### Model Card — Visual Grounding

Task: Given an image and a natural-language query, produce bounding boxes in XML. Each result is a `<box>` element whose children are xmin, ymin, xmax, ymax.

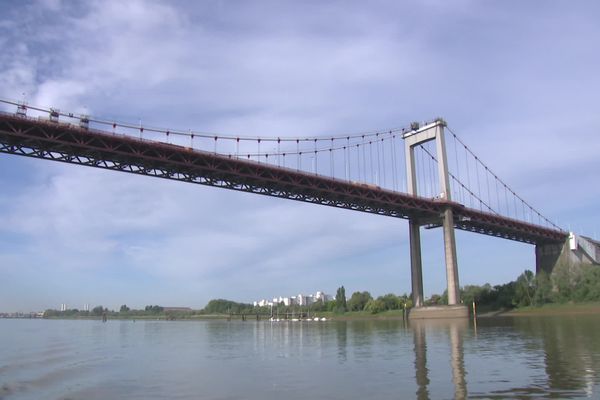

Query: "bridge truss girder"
<box><xmin>0</xmin><ymin>113</ymin><xmax>566</xmax><ymax>246</ymax></box>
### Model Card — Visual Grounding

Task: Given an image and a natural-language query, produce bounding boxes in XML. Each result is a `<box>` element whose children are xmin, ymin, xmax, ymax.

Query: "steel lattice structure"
<box><xmin>0</xmin><ymin>112</ymin><xmax>566</xmax><ymax>245</ymax></box>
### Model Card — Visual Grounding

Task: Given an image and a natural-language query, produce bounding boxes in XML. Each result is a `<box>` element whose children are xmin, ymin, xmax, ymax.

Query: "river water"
<box><xmin>1</xmin><ymin>315</ymin><xmax>599</xmax><ymax>399</ymax></box>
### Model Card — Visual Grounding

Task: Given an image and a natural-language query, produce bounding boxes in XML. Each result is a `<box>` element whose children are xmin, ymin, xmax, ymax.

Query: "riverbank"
<box><xmin>327</xmin><ymin>303</ymin><xmax>600</xmax><ymax>320</ymax></box>
<box><xmin>498</xmin><ymin>302</ymin><xmax>600</xmax><ymax>316</ymax></box>
<box><xmin>33</xmin><ymin>303</ymin><xmax>600</xmax><ymax>321</ymax></box>
<box><xmin>317</xmin><ymin>310</ymin><xmax>407</xmax><ymax>320</ymax></box>
<box><xmin>38</xmin><ymin>311</ymin><xmax>407</xmax><ymax>321</ymax></box>
<box><xmin>41</xmin><ymin>314</ymin><xmax>233</xmax><ymax>321</ymax></box>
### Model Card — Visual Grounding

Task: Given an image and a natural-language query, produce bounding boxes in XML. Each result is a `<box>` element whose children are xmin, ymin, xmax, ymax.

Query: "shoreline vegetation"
<box><xmin>33</xmin><ymin>263</ymin><xmax>600</xmax><ymax>321</ymax></box>
<box><xmin>38</xmin><ymin>302</ymin><xmax>600</xmax><ymax>321</ymax></box>
<box><xmin>499</xmin><ymin>302</ymin><xmax>600</xmax><ymax>316</ymax></box>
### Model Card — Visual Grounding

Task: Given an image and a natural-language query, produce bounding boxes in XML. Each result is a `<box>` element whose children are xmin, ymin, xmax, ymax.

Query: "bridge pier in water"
<box><xmin>409</xmin><ymin>220</ymin><xmax>425</xmax><ymax>307</ymax></box>
<box><xmin>404</xmin><ymin>121</ymin><xmax>467</xmax><ymax>319</ymax></box>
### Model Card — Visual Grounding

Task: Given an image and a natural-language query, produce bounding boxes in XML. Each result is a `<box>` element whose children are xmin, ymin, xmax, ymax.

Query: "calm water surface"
<box><xmin>1</xmin><ymin>315</ymin><xmax>599</xmax><ymax>399</ymax></box>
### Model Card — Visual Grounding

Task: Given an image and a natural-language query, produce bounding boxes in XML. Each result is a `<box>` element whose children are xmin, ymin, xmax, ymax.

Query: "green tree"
<box><xmin>119</xmin><ymin>304</ymin><xmax>130</xmax><ymax>313</ymax></box>
<box><xmin>310</xmin><ymin>299</ymin><xmax>325</xmax><ymax>312</ymax></box>
<box><xmin>364</xmin><ymin>299</ymin><xmax>386</xmax><ymax>314</ymax></box>
<box><xmin>335</xmin><ymin>286</ymin><xmax>347</xmax><ymax>313</ymax></box>
<box><xmin>144</xmin><ymin>305</ymin><xmax>164</xmax><ymax>314</ymax></box>
<box><xmin>586</xmin><ymin>267</ymin><xmax>600</xmax><ymax>301</ymax></box>
<box><xmin>92</xmin><ymin>306</ymin><xmax>104</xmax><ymax>316</ymax></box>
<box><xmin>515</xmin><ymin>270</ymin><xmax>536</xmax><ymax>306</ymax></box>
<box><xmin>347</xmin><ymin>291</ymin><xmax>372</xmax><ymax>311</ymax></box>
<box><xmin>461</xmin><ymin>284</ymin><xmax>492</xmax><ymax>306</ymax></box>
<box><xmin>440</xmin><ymin>290</ymin><xmax>449</xmax><ymax>305</ymax></box>
<box><xmin>552</xmin><ymin>262</ymin><xmax>573</xmax><ymax>303</ymax></box>
<box><xmin>425</xmin><ymin>294</ymin><xmax>443</xmax><ymax>306</ymax></box>
<box><xmin>572</xmin><ymin>265</ymin><xmax>600</xmax><ymax>302</ymax></box>
<box><xmin>378</xmin><ymin>293</ymin><xmax>402</xmax><ymax>310</ymax></box>
<box><xmin>325</xmin><ymin>300</ymin><xmax>337</xmax><ymax>312</ymax></box>
<box><xmin>493</xmin><ymin>281</ymin><xmax>517</xmax><ymax>309</ymax></box>
<box><xmin>43</xmin><ymin>309</ymin><xmax>59</xmax><ymax>318</ymax></box>
<box><xmin>203</xmin><ymin>299</ymin><xmax>253</xmax><ymax>314</ymax></box>
<box><xmin>534</xmin><ymin>271</ymin><xmax>553</xmax><ymax>305</ymax></box>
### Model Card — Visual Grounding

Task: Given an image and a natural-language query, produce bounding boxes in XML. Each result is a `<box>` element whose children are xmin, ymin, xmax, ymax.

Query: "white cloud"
<box><xmin>1</xmin><ymin>0</ymin><xmax>600</xmax><ymax>310</ymax></box>
<box><xmin>0</xmin><ymin>162</ymin><xmax>404</xmax><ymax>281</ymax></box>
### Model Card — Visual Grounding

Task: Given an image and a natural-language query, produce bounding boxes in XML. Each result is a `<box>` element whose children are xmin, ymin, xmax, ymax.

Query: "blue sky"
<box><xmin>1</xmin><ymin>0</ymin><xmax>599</xmax><ymax>312</ymax></box>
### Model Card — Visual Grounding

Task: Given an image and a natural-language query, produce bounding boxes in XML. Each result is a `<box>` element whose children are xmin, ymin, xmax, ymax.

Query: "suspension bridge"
<box><xmin>0</xmin><ymin>99</ymin><xmax>597</xmax><ymax>318</ymax></box>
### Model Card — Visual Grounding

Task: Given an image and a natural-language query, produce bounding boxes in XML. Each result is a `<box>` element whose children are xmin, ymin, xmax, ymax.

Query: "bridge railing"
<box><xmin>0</xmin><ymin>98</ymin><xmax>563</xmax><ymax>235</ymax></box>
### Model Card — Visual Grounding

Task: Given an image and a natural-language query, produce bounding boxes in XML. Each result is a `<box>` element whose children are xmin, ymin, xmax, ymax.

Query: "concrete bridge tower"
<box><xmin>403</xmin><ymin>120</ymin><xmax>468</xmax><ymax>319</ymax></box>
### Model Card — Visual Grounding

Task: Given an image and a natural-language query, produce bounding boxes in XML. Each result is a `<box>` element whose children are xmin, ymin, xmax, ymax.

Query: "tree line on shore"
<box><xmin>460</xmin><ymin>263</ymin><xmax>600</xmax><ymax>310</ymax></box>
<box><xmin>419</xmin><ymin>262</ymin><xmax>600</xmax><ymax>311</ymax></box>
<box><xmin>43</xmin><ymin>305</ymin><xmax>173</xmax><ymax>318</ymax></box>
<box><xmin>43</xmin><ymin>300</ymin><xmax>272</xmax><ymax>319</ymax></box>
<box><xmin>308</xmin><ymin>262</ymin><xmax>600</xmax><ymax>314</ymax></box>
<box><xmin>43</xmin><ymin>262</ymin><xmax>600</xmax><ymax>318</ymax></box>
<box><xmin>42</xmin><ymin>293</ymin><xmax>412</xmax><ymax>318</ymax></box>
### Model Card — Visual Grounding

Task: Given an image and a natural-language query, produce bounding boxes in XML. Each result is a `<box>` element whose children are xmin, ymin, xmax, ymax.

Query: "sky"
<box><xmin>0</xmin><ymin>0</ymin><xmax>599</xmax><ymax>312</ymax></box>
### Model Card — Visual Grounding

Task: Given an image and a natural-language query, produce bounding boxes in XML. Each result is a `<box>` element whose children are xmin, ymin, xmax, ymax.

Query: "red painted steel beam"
<box><xmin>0</xmin><ymin>112</ymin><xmax>567</xmax><ymax>245</ymax></box>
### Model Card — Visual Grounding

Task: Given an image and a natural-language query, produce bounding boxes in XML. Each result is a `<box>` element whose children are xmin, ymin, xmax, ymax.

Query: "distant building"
<box><xmin>314</xmin><ymin>291</ymin><xmax>331</xmax><ymax>302</ymax></box>
<box><xmin>253</xmin><ymin>290</ymin><xmax>331</xmax><ymax>308</ymax></box>
<box><xmin>254</xmin><ymin>299</ymin><xmax>270</xmax><ymax>307</ymax></box>
<box><xmin>296</xmin><ymin>294</ymin><xmax>313</xmax><ymax>306</ymax></box>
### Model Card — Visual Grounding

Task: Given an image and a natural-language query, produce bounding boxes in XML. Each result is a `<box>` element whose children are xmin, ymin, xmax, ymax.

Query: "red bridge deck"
<box><xmin>0</xmin><ymin>112</ymin><xmax>567</xmax><ymax>245</ymax></box>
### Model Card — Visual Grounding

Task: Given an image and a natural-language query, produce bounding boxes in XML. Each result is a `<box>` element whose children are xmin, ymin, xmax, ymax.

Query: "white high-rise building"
<box><xmin>296</xmin><ymin>294</ymin><xmax>314</xmax><ymax>306</ymax></box>
<box><xmin>254</xmin><ymin>299</ymin><xmax>270</xmax><ymax>307</ymax></box>
<box><xmin>254</xmin><ymin>290</ymin><xmax>332</xmax><ymax>308</ymax></box>
<box><xmin>314</xmin><ymin>291</ymin><xmax>331</xmax><ymax>302</ymax></box>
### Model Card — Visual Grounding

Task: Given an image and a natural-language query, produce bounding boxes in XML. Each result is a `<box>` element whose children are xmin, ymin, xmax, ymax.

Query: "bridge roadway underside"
<box><xmin>0</xmin><ymin>113</ymin><xmax>566</xmax><ymax>246</ymax></box>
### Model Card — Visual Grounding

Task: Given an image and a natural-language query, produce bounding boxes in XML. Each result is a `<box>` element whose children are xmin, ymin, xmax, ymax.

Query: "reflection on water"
<box><xmin>514</xmin><ymin>316</ymin><xmax>600</xmax><ymax>397</ymax></box>
<box><xmin>413</xmin><ymin>321</ymin><xmax>430</xmax><ymax>399</ymax></box>
<box><xmin>411</xmin><ymin>319</ymin><xmax>468</xmax><ymax>400</ymax></box>
<box><xmin>335</xmin><ymin>321</ymin><xmax>347</xmax><ymax>362</ymax></box>
<box><xmin>449</xmin><ymin>321</ymin><xmax>467</xmax><ymax>399</ymax></box>
<box><xmin>0</xmin><ymin>315</ymin><xmax>599</xmax><ymax>399</ymax></box>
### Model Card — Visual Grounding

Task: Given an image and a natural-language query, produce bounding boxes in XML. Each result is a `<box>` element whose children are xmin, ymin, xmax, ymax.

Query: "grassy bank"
<box><xmin>500</xmin><ymin>302</ymin><xmax>600</xmax><ymax>316</ymax></box>
<box><xmin>43</xmin><ymin>303</ymin><xmax>600</xmax><ymax>321</ymax></box>
<box><xmin>44</xmin><ymin>311</ymin><xmax>409</xmax><ymax>321</ymax></box>
<box><xmin>44</xmin><ymin>313</ymin><xmax>233</xmax><ymax>321</ymax></box>
<box><xmin>314</xmin><ymin>309</ymin><xmax>407</xmax><ymax>320</ymax></box>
